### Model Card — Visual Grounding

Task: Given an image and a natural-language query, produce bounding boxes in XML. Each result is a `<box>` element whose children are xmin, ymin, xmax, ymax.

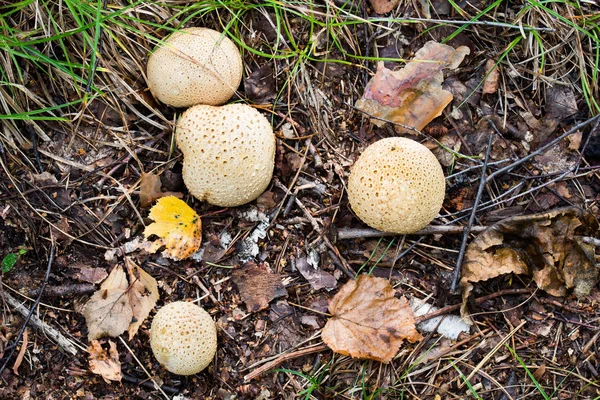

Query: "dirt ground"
<box><xmin>0</xmin><ymin>0</ymin><xmax>599</xmax><ymax>399</ymax></box>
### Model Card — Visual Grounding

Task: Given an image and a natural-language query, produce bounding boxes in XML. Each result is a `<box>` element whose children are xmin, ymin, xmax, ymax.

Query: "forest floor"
<box><xmin>0</xmin><ymin>0</ymin><xmax>599</xmax><ymax>399</ymax></box>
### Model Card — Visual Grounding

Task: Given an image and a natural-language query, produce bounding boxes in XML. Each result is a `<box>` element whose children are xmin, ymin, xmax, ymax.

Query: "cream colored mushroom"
<box><xmin>150</xmin><ymin>301</ymin><xmax>217</xmax><ymax>375</ymax></box>
<box><xmin>176</xmin><ymin>103</ymin><xmax>276</xmax><ymax>207</ymax></box>
<box><xmin>348</xmin><ymin>137</ymin><xmax>445</xmax><ymax>234</ymax></box>
<box><xmin>147</xmin><ymin>27</ymin><xmax>243</xmax><ymax>107</ymax></box>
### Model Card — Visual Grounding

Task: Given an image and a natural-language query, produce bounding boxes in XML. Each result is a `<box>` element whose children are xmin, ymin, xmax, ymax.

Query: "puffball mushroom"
<box><xmin>146</xmin><ymin>27</ymin><xmax>243</xmax><ymax>107</ymax></box>
<box><xmin>176</xmin><ymin>103</ymin><xmax>276</xmax><ymax>207</ymax></box>
<box><xmin>150</xmin><ymin>301</ymin><xmax>217</xmax><ymax>376</ymax></box>
<box><xmin>348</xmin><ymin>137</ymin><xmax>445</xmax><ymax>234</ymax></box>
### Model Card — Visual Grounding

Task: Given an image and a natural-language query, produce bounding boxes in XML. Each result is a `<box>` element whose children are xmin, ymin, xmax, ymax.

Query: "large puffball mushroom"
<box><xmin>176</xmin><ymin>103</ymin><xmax>276</xmax><ymax>207</ymax></box>
<box><xmin>348</xmin><ymin>137</ymin><xmax>445</xmax><ymax>234</ymax></box>
<box><xmin>146</xmin><ymin>27</ymin><xmax>243</xmax><ymax>107</ymax></box>
<box><xmin>150</xmin><ymin>301</ymin><xmax>217</xmax><ymax>376</ymax></box>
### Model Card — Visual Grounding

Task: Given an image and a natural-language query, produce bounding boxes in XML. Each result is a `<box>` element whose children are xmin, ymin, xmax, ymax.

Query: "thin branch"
<box><xmin>451</xmin><ymin>131</ymin><xmax>494</xmax><ymax>292</ymax></box>
<box><xmin>336</xmin><ymin>225</ymin><xmax>487</xmax><ymax>240</ymax></box>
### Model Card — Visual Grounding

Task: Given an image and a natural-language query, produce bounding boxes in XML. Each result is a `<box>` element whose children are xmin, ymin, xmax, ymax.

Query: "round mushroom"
<box><xmin>146</xmin><ymin>27</ymin><xmax>243</xmax><ymax>107</ymax></box>
<box><xmin>348</xmin><ymin>137</ymin><xmax>445</xmax><ymax>234</ymax></box>
<box><xmin>176</xmin><ymin>103</ymin><xmax>276</xmax><ymax>207</ymax></box>
<box><xmin>150</xmin><ymin>301</ymin><xmax>217</xmax><ymax>376</ymax></box>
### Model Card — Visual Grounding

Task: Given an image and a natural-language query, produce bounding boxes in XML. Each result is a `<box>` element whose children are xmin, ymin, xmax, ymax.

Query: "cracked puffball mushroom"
<box><xmin>348</xmin><ymin>137</ymin><xmax>445</xmax><ymax>234</ymax></box>
<box><xmin>176</xmin><ymin>103</ymin><xmax>276</xmax><ymax>207</ymax></box>
<box><xmin>150</xmin><ymin>301</ymin><xmax>217</xmax><ymax>376</ymax></box>
<box><xmin>146</xmin><ymin>27</ymin><xmax>243</xmax><ymax>107</ymax></box>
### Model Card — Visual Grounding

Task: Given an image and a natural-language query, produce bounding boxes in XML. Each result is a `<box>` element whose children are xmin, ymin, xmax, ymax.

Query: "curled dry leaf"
<box><xmin>143</xmin><ymin>196</ymin><xmax>202</xmax><ymax>260</ymax></box>
<box><xmin>482</xmin><ymin>59</ymin><xmax>499</xmax><ymax>95</ymax></box>
<box><xmin>461</xmin><ymin>207</ymin><xmax>599</xmax><ymax>322</ymax></box>
<box><xmin>82</xmin><ymin>259</ymin><xmax>159</xmax><ymax>340</ymax></box>
<box><xmin>355</xmin><ymin>41</ymin><xmax>470</xmax><ymax>133</ymax></box>
<box><xmin>88</xmin><ymin>340</ymin><xmax>122</xmax><ymax>382</ymax></box>
<box><xmin>322</xmin><ymin>274</ymin><xmax>422</xmax><ymax>363</ymax></box>
<box><xmin>139</xmin><ymin>172</ymin><xmax>183</xmax><ymax>208</ymax></box>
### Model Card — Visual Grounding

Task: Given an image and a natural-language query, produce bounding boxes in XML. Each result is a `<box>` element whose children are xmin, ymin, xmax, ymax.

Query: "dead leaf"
<box><xmin>12</xmin><ymin>328</ymin><xmax>27</xmax><ymax>376</ymax></box>
<box><xmin>143</xmin><ymin>196</ymin><xmax>202</xmax><ymax>260</ymax></box>
<box><xmin>355</xmin><ymin>41</ymin><xmax>470</xmax><ymax>133</ymax></box>
<box><xmin>83</xmin><ymin>265</ymin><xmax>132</xmax><ymax>340</ymax></box>
<box><xmin>139</xmin><ymin>172</ymin><xmax>183</xmax><ymax>208</ymax></box>
<box><xmin>68</xmin><ymin>264</ymin><xmax>108</xmax><ymax>284</ymax></box>
<box><xmin>369</xmin><ymin>0</ymin><xmax>400</xmax><ymax>14</ymax></box>
<box><xmin>88</xmin><ymin>340</ymin><xmax>122</xmax><ymax>382</ymax></box>
<box><xmin>124</xmin><ymin>259</ymin><xmax>159</xmax><ymax>338</ymax></box>
<box><xmin>232</xmin><ymin>262</ymin><xmax>287</xmax><ymax>313</ymax></box>
<box><xmin>82</xmin><ymin>259</ymin><xmax>159</xmax><ymax>340</ymax></box>
<box><xmin>322</xmin><ymin>275</ymin><xmax>422</xmax><ymax>363</ymax></box>
<box><xmin>296</xmin><ymin>256</ymin><xmax>337</xmax><ymax>291</ymax></box>
<box><xmin>482</xmin><ymin>59</ymin><xmax>499</xmax><ymax>95</ymax></box>
<box><xmin>244</xmin><ymin>64</ymin><xmax>276</xmax><ymax>104</ymax></box>
<box><xmin>461</xmin><ymin>207</ymin><xmax>599</xmax><ymax>322</ymax></box>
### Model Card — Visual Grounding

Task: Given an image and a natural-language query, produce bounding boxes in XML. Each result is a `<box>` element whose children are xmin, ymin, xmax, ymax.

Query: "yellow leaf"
<box><xmin>143</xmin><ymin>196</ymin><xmax>202</xmax><ymax>260</ymax></box>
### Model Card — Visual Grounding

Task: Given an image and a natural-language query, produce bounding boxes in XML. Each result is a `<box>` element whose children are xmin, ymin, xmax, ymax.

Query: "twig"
<box><xmin>0</xmin><ymin>290</ymin><xmax>77</xmax><ymax>357</ymax></box>
<box><xmin>485</xmin><ymin>114</ymin><xmax>600</xmax><ymax>183</ymax></box>
<box><xmin>336</xmin><ymin>225</ymin><xmax>487</xmax><ymax>240</ymax></box>
<box><xmin>0</xmin><ymin>243</ymin><xmax>58</xmax><ymax>376</ymax></box>
<box><xmin>28</xmin><ymin>283</ymin><xmax>95</xmax><ymax>298</ymax></box>
<box><xmin>244</xmin><ymin>344</ymin><xmax>329</xmax><ymax>381</ymax></box>
<box><xmin>451</xmin><ymin>131</ymin><xmax>494</xmax><ymax>292</ymax></box>
<box><xmin>366</xmin><ymin>16</ymin><xmax>556</xmax><ymax>32</ymax></box>
<box><xmin>414</xmin><ymin>288</ymin><xmax>533</xmax><ymax>324</ymax></box>
<box><xmin>121</xmin><ymin>373</ymin><xmax>179</xmax><ymax>396</ymax></box>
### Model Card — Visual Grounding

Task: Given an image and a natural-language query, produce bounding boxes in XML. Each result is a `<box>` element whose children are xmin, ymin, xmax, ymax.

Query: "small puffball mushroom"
<box><xmin>147</xmin><ymin>27</ymin><xmax>243</xmax><ymax>107</ymax></box>
<box><xmin>348</xmin><ymin>137</ymin><xmax>445</xmax><ymax>234</ymax></box>
<box><xmin>176</xmin><ymin>103</ymin><xmax>276</xmax><ymax>207</ymax></box>
<box><xmin>150</xmin><ymin>301</ymin><xmax>217</xmax><ymax>376</ymax></box>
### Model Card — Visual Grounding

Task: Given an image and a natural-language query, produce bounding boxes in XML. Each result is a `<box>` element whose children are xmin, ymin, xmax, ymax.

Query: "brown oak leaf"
<box><xmin>82</xmin><ymin>259</ymin><xmax>159</xmax><ymax>340</ymax></box>
<box><xmin>461</xmin><ymin>207</ymin><xmax>599</xmax><ymax>323</ymax></box>
<box><xmin>88</xmin><ymin>340</ymin><xmax>122</xmax><ymax>382</ymax></box>
<box><xmin>356</xmin><ymin>41</ymin><xmax>470</xmax><ymax>133</ymax></box>
<box><xmin>322</xmin><ymin>275</ymin><xmax>422</xmax><ymax>363</ymax></box>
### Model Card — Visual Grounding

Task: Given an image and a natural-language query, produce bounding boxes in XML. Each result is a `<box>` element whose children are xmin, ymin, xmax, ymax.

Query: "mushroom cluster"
<box><xmin>146</xmin><ymin>27</ymin><xmax>276</xmax><ymax>207</ymax></box>
<box><xmin>348</xmin><ymin>137</ymin><xmax>445</xmax><ymax>234</ymax></box>
<box><xmin>150</xmin><ymin>301</ymin><xmax>217</xmax><ymax>375</ymax></box>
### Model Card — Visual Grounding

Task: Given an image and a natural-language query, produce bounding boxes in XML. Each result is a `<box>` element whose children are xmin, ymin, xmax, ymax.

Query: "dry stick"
<box><xmin>485</xmin><ymin>114</ymin><xmax>600</xmax><ymax>183</ymax></box>
<box><xmin>336</xmin><ymin>225</ymin><xmax>487</xmax><ymax>240</ymax></box>
<box><xmin>365</xmin><ymin>16</ymin><xmax>556</xmax><ymax>32</ymax></box>
<box><xmin>0</xmin><ymin>247</ymin><xmax>78</xmax><ymax>372</ymax></box>
<box><xmin>450</xmin><ymin>131</ymin><xmax>495</xmax><ymax>292</ymax></box>
<box><xmin>243</xmin><ymin>344</ymin><xmax>329</xmax><ymax>382</ymax></box>
<box><xmin>413</xmin><ymin>288</ymin><xmax>532</xmax><ymax>324</ymax></box>
<box><xmin>245</xmin><ymin>289</ymin><xmax>533</xmax><ymax>381</ymax></box>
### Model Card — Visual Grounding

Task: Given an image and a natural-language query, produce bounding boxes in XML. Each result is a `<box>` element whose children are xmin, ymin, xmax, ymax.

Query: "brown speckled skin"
<box><xmin>348</xmin><ymin>137</ymin><xmax>445</xmax><ymax>234</ymax></box>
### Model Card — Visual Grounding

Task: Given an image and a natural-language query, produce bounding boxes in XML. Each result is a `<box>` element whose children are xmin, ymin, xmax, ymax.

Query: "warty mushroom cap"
<box><xmin>347</xmin><ymin>137</ymin><xmax>445</xmax><ymax>234</ymax></box>
<box><xmin>176</xmin><ymin>103</ymin><xmax>276</xmax><ymax>207</ymax></box>
<box><xmin>146</xmin><ymin>27</ymin><xmax>243</xmax><ymax>108</ymax></box>
<box><xmin>150</xmin><ymin>301</ymin><xmax>217</xmax><ymax>375</ymax></box>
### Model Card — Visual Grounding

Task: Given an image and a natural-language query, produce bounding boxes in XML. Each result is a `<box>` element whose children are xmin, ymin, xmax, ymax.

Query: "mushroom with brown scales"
<box><xmin>150</xmin><ymin>301</ymin><xmax>217</xmax><ymax>376</ymax></box>
<box><xmin>176</xmin><ymin>103</ymin><xmax>276</xmax><ymax>207</ymax></box>
<box><xmin>146</xmin><ymin>27</ymin><xmax>243</xmax><ymax>108</ymax></box>
<box><xmin>347</xmin><ymin>137</ymin><xmax>445</xmax><ymax>234</ymax></box>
